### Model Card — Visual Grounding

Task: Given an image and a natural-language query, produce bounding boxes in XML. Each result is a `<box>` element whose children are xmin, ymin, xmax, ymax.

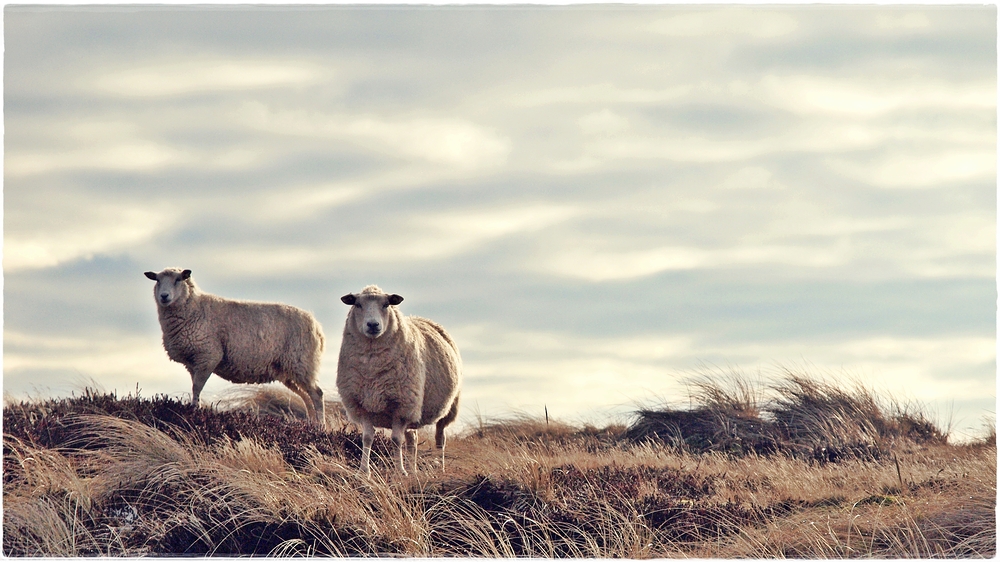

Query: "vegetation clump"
<box><xmin>626</xmin><ymin>372</ymin><xmax>948</xmax><ymax>461</ymax></box>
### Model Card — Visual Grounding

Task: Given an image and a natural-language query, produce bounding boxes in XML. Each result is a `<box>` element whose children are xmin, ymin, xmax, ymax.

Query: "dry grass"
<box><xmin>4</xmin><ymin>373</ymin><xmax>995</xmax><ymax>557</ymax></box>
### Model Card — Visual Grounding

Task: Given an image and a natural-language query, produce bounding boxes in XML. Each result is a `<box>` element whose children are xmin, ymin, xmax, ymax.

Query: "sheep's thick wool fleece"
<box><xmin>158</xmin><ymin>279</ymin><xmax>324</xmax><ymax>385</ymax></box>
<box><xmin>337</xmin><ymin>306</ymin><xmax>461</xmax><ymax>429</ymax></box>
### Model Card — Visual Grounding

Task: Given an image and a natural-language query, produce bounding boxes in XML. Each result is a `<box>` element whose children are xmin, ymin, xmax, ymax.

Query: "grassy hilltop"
<box><xmin>3</xmin><ymin>372</ymin><xmax>995</xmax><ymax>557</ymax></box>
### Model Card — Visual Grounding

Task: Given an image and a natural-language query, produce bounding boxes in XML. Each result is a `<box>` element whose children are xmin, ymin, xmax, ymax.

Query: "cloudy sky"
<box><xmin>4</xmin><ymin>4</ymin><xmax>996</xmax><ymax>438</ymax></box>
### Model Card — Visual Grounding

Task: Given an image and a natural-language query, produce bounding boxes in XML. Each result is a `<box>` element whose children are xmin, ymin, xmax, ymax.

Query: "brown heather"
<box><xmin>3</xmin><ymin>371</ymin><xmax>995</xmax><ymax>557</ymax></box>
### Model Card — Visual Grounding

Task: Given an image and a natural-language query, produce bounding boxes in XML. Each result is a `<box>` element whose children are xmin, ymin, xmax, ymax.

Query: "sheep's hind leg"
<box><xmin>435</xmin><ymin>394</ymin><xmax>460</xmax><ymax>472</ymax></box>
<box><xmin>283</xmin><ymin>379</ymin><xmax>326</xmax><ymax>428</ymax></box>
<box><xmin>307</xmin><ymin>384</ymin><xmax>326</xmax><ymax>428</ymax></box>
<box><xmin>282</xmin><ymin>379</ymin><xmax>312</xmax><ymax>419</ymax></box>
<box><xmin>435</xmin><ymin>394</ymin><xmax>460</xmax><ymax>448</ymax></box>
<box><xmin>405</xmin><ymin>429</ymin><xmax>418</xmax><ymax>474</ymax></box>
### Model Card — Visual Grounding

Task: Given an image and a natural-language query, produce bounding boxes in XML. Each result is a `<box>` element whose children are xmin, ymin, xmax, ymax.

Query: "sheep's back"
<box><xmin>208</xmin><ymin>297</ymin><xmax>323</xmax><ymax>382</ymax></box>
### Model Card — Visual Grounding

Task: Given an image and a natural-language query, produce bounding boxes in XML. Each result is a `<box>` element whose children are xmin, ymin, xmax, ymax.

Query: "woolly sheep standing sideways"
<box><xmin>336</xmin><ymin>285</ymin><xmax>462</xmax><ymax>477</ymax></box>
<box><xmin>144</xmin><ymin>267</ymin><xmax>327</xmax><ymax>427</ymax></box>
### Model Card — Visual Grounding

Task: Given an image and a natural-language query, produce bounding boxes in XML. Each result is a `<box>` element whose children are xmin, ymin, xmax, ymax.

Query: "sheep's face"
<box><xmin>145</xmin><ymin>268</ymin><xmax>192</xmax><ymax>308</ymax></box>
<box><xmin>342</xmin><ymin>289</ymin><xmax>404</xmax><ymax>339</ymax></box>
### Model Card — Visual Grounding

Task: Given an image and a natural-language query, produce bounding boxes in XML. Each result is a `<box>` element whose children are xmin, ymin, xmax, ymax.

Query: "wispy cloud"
<box><xmin>758</xmin><ymin>75</ymin><xmax>995</xmax><ymax>116</ymax></box>
<box><xmin>6</xmin><ymin>140</ymin><xmax>188</xmax><ymax>177</ymax></box>
<box><xmin>719</xmin><ymin>166</ymin><xmax>785</xmax><ymax>190</ymax></box>
<box><xmin>192</xmin><ymin>203</ymin><xmax>581</xmax><ymax>274</ymax></box>
<box><xmin>513</xmin><ymin>84</ymin><xmax>692</xmax><ymax>108</ymax></box>
<box><xmin>88</xmin><ymin>58</ymin><xmax>327</xmax><ymax>97</ymax></box>
<box><xmin>827</xmin><ymin>150</ymin><xmax>996</xmax><ymax>188</ymax></box>
<box><xmin>533</xmin><ymin>242</ymin><xmax>854</xmax><ymax>282</ymax></box>
<box><xmin>648</xmin><ymin>9</ymin><xmax>799</xmax><ymax>39</ymax></box>
<box><xmin>5</xmin><ymin>115</ymin><xmax>273</xmax><ymax>177</ymax></box>
<box><xmin>238</xmin><ymin>102</ymin><xmax>511</xmax><ymax>170</ymax></box>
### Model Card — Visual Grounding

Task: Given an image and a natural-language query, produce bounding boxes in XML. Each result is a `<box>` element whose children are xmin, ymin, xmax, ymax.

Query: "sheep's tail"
<box><xmin>315</xmin><ymin>321</ymin><xmax>326</xmax><ymax>353</ymax></box>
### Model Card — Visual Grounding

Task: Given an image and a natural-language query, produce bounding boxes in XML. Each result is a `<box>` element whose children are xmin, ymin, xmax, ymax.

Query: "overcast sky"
<box><xmin>4</xmin><ymin>5</ymin><xmax>996</xmax><ymax>438</ymax></box>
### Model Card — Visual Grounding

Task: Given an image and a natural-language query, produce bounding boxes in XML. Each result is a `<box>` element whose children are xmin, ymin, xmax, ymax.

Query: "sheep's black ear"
<box><xmin>341</xmin><ymin>294</ymin><xmax>357</xmax><ymax>305</ymax></box>
<box><xmin>181</xmin><ymin>269</ymin><xmax>192</xmax><ymax>280</ymax></box>
<box><xmin>144</xmin><ymin>271</ymin><xmax>158</xmax><ymax>281</ymax></box>
<box><xmin>388</xmin><ymin>294</ymin><xmax>404</xmax><ymax>306</ymax></box>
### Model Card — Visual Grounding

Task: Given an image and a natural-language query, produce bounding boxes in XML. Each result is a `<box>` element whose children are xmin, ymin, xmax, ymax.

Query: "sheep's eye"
<box><xmin>354</xmin><ymin>303</ymin><xmax>362</xmax><ymax>309</ymax></box>
<box><xmin>382</xmin><ymin>303</ymin><xmax>390</xmax><ymax>309</ymax></box>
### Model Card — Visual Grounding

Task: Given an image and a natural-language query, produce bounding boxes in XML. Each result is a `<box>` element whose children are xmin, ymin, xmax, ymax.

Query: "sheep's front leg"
<box><xmin>360</xmin><ymin>419</ymin><xmax>375</xmax><ymax>478</ymax></box>
<box><xmin>186</xmin><ymin>349</ymin><xmax>222</xmax><ymax>406</ymax></box>
<box><xmin>390</xmin><ymin>419</ymin><xmax>409</xmax><ymax>475</ymax></box>
<box><xmin>188</xmin><ymin>365</ymin><xmax>215</xmax><ymax>406</ymax></box>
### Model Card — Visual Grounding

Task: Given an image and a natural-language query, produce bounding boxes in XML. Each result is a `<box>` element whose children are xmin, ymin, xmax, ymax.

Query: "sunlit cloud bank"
<box><xmin>4</xmin><ymin>201</ymin><xmax>178</xmax><ymax>272</ymax></box>
<box><xmin>3</xmin><ymin>331</ymin><xmax>191</xmax><ymax>398</ymax></box>
<box><xmin>3</xmin><ymin>327</ymin><xmax>344</xmax><ymax>405</ymax></box>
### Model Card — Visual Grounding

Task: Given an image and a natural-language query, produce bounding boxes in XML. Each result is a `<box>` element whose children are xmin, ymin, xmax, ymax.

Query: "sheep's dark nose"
<box><xmin>366</xmin><ymin>321</ymin><xmax>381</xmax><ymax>333</ymax></box>
<box><xmin>159</xmin><ymin>293</ymin><xmax>170</xmax><ymax>303</ymax></box>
